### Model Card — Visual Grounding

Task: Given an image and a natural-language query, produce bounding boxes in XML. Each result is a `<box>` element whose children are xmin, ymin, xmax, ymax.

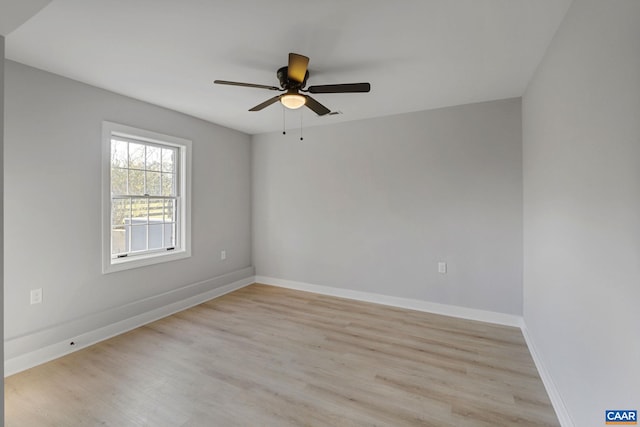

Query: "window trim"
<box><xmin>102</xmin><ymin>121</ymin><xmax>192</xmax><ymax>274</ymax></box>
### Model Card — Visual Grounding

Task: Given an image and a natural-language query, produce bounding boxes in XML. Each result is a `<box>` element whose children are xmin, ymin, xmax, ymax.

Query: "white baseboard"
<box><xmin>521</xmin><ymin>325</ymin><xmax>574</xmax><ymax>427</ymax></box>
<box><xmin>5</xmin><ymin>269</ymin><xmax>254</xmax><ymax>377</ymax></box>
<box><xmin>255</xmin><ymin>276</ymin><xmax>523</xmax><ymax>328</ymax></box>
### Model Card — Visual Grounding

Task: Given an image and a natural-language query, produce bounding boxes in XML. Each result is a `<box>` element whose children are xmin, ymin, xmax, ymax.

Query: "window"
<box><xmin>102</xmin><ymin>122</ymin><xmax>191</xmax><ymax>273</ymax></box>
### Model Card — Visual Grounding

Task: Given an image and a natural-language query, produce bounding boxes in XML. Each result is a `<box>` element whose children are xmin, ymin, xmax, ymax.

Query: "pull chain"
<box><xmin>300</xmin><ymin>110</ymin><xmax>304</xmax><ymax>141</ymax></box>
<box><xmin>282</xmin><ymin>106</ymin><xmax>286</xmax><ymax>135</ymax></box>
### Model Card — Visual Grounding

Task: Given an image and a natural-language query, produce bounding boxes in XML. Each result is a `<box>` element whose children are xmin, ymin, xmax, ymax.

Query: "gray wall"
<box><xmin>4</xmin><ymin>61</ymin><xmax>253</xmax><ymax>358</ymax></box>
<box><xmin>523</xmin><ymin>1</ymin><xmax>640</xmax><ymax>425</ymax></box>
<box><xmin>253</xmin><ymin>98</ymin><xmax>523</xmax><ymax>315</ymax></box>
<box><xmin>1</xmin><ymin>35</ymin><xmax>5</xmax><ymax>427</ymax></box>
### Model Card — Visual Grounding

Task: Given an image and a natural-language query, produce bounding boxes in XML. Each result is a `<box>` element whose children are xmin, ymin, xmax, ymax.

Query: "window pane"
<box><xmin>149</xmin><ymin>199</ymin><xmax>164</xmax><ymax>221</ymax></box>
<box><xmin>131</xmin><ymin>198</ymin><xmax>148</xmax><ymax>221</ymax></box>
<box><xmin>146</xmin><ymin>145</ymin><xmax>161</xmax><ymax>171</ymax></box>
<box><xmin>111</xmin><ymin>167</ymin><xmax>127</xmax><ymax>195</ymax></box>
<box><xmin>112</xmin><ymin>198</ymin><xmax>131</xmax><ymax>226</ymax></box>
<box><xmin>149</xmin><ymin>224</ymin><xmax>163</xmax><ymax>250</ymax></box>
<box><xmin>111</xmin><ymin>139</ymin><xmax>128</xmax><ymax>168</ymax></box>
<box><xmin>162</xmin><ymin>173</ymin><xmax>175</xmax><ymax>197</ymax></box>
<box><xmin>129</xmin><ymin>169</ymin><xmax>145</xmax><ymax>195</ymax></box>
<box><xmin>130</xmin><ymin>225</ymin><xmax>147</xmax><ymax>251</ymax></box>
<box><xmin>146</xmin><ymin>171</ymin><xmax>162</xmax><ymax>196</ymax></box>
<box><xmin>164</xmin><ymin>199</ymin><xmax>175</xmax><ymax>222</ymax></box>
<box><xmin>129</xmin><ymin>143</ymin><xmax>145</xmax><ymax>169</ymax></box>
<box><xmin>111</xmin><ymin>225</ymin><xmax>129</xmax><ymax>254</ymax></box>
<box><xmin>162</xmin><ymin>148</ymin><xmax>175</xmax><ymax>173</ymax></box>
<box><xmin>164</xmin><ymin>223</ymin><xmax>175</xmax><ymax>247</ymax></box>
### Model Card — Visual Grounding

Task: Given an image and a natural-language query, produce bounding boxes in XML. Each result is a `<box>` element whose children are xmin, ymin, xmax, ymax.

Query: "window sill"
<box><xmin>102</xmin><ymin>248</ymin><xmax>190</xmax><ymax>274</ymax></box>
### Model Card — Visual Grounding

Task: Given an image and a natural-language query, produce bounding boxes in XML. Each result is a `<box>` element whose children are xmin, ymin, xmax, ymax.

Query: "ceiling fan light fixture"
<box><xmin>280</xmin><ymin>93</ymin><xmax>306</xmax><ymax>109</ymax></box>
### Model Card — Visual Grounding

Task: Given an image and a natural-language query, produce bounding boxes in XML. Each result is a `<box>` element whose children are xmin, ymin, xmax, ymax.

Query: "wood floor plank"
<box><xmin>5</xmin><ymin>284</ymin><xmax>559</xmax><ymax>426</ymax></box>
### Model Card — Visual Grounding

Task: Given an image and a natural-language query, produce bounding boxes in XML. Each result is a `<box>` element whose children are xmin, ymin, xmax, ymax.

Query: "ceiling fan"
<box><xmin>214</xmin><ymin>53</ymin><xmax>371</xmax><ymax>116</ymax></box>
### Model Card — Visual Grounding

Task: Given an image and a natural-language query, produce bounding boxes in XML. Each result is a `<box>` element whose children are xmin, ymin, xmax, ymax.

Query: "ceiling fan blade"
<box><xmin>288</xmin><ymin>53</ymin><xmax>309</xmax><ymax>84</ymax></box>
<box><xmin>304</xmin><ymin>95</ymin><xmax>331</xmax><ymax>116</ymax></box>
<box><xmin>249</xmin><ymin>95</ymin><xmax>282</xmax><ymax>111</ymax></box>
<box><xmin>214</xmin><ymin>80</ymin><xmax>281</xmax><ymax>91</ymax></box>
<box><xmin>307</xmin><ymin>83</ymin><xmax>371</xmax><ymax>94</ymax></box>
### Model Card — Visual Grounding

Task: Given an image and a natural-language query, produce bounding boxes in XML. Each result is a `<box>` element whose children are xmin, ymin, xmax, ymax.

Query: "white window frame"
<box><xmin>102</xmin><ymin>121</ymin><xmax>192</xmax><ymax>273</ymax></box>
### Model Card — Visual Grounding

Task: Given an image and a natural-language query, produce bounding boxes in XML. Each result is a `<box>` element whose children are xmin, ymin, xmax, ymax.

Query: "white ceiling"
<box><xmin>0</xmin><ymin>0</ymin><xmax>50</xmax><ymax>36</ymax></box>
<box><xmin>5</xmin><ymin>0</ymin><xmax>571</xmax><ymax>135</ymax></box>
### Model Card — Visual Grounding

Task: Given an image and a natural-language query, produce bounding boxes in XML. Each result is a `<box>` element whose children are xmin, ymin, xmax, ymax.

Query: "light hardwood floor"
<box><xmin>5</xmin><ymin>284</ymin><xmax>559</xmax><ymax>426</ymax></box>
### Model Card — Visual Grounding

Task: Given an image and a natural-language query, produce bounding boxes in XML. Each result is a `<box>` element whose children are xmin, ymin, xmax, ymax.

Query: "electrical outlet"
<box><xmin>30</xmin><ymin>288</ymin><xmax>43</xmax><ymax>305</ymax></box>
<box><xmin>221</xmin><ymin>249</ymin><xmax>226</xmax><ymax>260</ymax></box>
<box><xmin>438</xmin><ymin>262</ymin><xmax>447</xmax><ymax>274</ymax></box>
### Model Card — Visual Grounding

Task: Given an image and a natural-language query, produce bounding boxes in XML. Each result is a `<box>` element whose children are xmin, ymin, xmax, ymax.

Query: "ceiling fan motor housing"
<box><xmin>277</xmin><ymin>66</ymin><xmax>308</xmax><ymax>89</ymax></box>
